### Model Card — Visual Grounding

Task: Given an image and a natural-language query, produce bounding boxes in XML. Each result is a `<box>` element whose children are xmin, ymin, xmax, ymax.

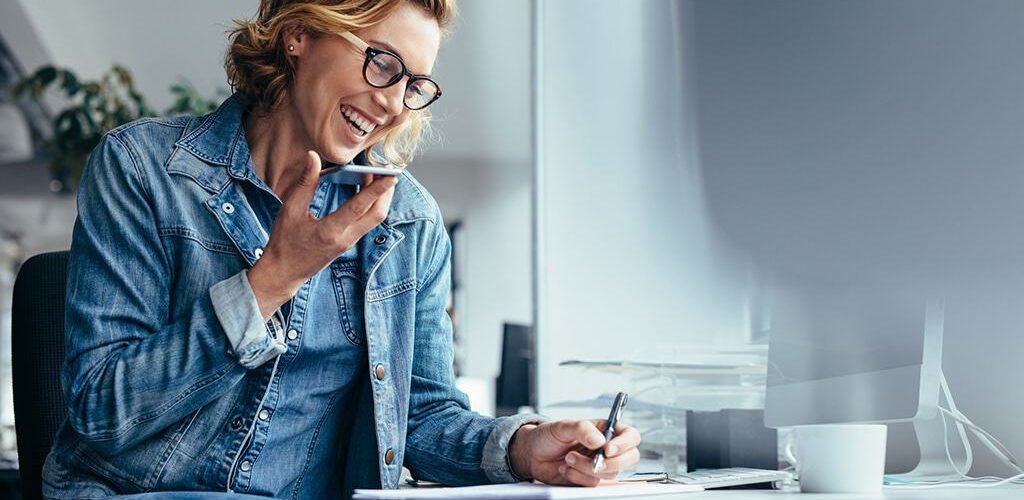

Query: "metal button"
<box><xmin>258</xmin><ymin>409</ymin><xmax>270</xmax><ymax>421</ymax></box>
<box><xmin>375</xmin><ymin>363</ymin><xmax>385</xmax><ymax>381</ymax></box>
<box><xmin>374</xmin><ymin>235</ymin><xmax>387</xmax><ymax>245</ymax></box>
<box><xmin>221</xmin><ymin>202</ymin><xmax>235</xmax><ymax>214</ymax></box>
<box><xmin>240</xmin><ymin>460</ymin><xmax>252</xmax><ymax>472</ymax></box>
<box><xmin>230</xmin><ymin>417</ymin><xmax>243</xmax><ymax>430</ymax></box>
<box><xmin>254</xmin><ymin>247</ymin><xmax>263</xmax><ymax>259</ymax></box>
<box><xmin>384</xmin><ymin>448</ymin><xmax>395</xmax><ymax>465</ymax></box>
<box><xmin>287</xmin><ymin>329</ymin><xmax>298</xmax><ymax>340</ymax></box>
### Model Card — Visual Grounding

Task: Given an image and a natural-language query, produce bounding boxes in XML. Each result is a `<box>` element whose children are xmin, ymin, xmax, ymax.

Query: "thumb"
<box><xmin>549</xmin><ymin>420</ymin><xmax>606</xmax><ymax>450</ymax></box>
<box><xmin>286</xmin><ymin>150</ymin><xmax>322</xmax><ymax>208</ymax></box>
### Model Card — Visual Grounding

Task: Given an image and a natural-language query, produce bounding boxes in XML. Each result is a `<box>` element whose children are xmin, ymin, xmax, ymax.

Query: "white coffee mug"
<box><xmin>787</xmin><ymin>424</ymin><xmax>887</xmax><ymax>494</ymax></box>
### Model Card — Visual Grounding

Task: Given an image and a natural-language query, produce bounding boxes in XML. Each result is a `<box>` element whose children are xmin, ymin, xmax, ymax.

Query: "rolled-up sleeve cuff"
<box><xmin>210</xmin><ymin>270</ymin><xmax>287</xmax><ymax>369</ymax></box>
<box><xmin>481</xmin><ymin>413</ymin><xmax>548</xmax><ymax>483</ymax></box>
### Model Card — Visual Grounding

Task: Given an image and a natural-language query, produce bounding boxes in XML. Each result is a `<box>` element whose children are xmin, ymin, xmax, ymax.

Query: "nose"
<box><xmin>372</xmin><ymin>80</ymin><xmax>406</xmax><ymax>117</ymax></box>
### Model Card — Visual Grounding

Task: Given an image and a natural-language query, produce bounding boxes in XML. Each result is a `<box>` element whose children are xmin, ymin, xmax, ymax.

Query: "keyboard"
<box><xmin>669</xmin><ymin>468</ymin><xmax>791</xmax><ymax>489</ymax></box>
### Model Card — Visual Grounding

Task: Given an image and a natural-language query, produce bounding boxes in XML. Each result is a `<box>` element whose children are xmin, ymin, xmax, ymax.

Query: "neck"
<box><xmin>243</xmin><ymin>94</ymin><xmax>311</xmax><ymax>195</ymax></box>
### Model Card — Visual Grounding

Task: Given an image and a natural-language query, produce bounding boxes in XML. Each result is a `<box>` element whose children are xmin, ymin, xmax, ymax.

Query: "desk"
<box><xmin>653</xmin><ymin>485</ymin><xmax>1024</xmax><ymax>499</ymax></box>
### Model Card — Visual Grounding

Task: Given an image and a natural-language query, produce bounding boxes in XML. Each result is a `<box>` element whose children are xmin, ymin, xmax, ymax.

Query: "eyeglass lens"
<box><xmin>365</xmin><ymin>51</ymin><xmax>439</xmax><ymax>110</ymax></box>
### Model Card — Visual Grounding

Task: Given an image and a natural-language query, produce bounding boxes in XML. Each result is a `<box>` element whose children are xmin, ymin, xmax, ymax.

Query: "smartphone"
<box><xmin>320</xmin><ymin>163</ymin><xmax>401</xmax><ymax>186</ymax></box>
<box><xmin>320</xmin><ymin>163</ymin><xmax>401</xmax><ymax>177</ymax></box>
<box><xmin>341</xmin><ymin>164</ymin><xmax>401</xmax><ymax>176</ymax></box>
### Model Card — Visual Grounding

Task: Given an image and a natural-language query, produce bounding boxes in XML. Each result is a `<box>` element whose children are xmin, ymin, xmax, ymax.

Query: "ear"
<box><xmin>284</xmin><ymin>25</ymin><xmax>308</xmax><ymax>56</ymax></box>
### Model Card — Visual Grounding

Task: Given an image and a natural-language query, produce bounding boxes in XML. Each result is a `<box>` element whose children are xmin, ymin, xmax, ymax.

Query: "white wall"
<box><xmin>415</xmin><ymin>0</ymin><xmax>534</xmax><ymax>380</ymax></box>
<box><xmin>17</xmin><ymin>0</ymin><xmax>254</xmax><ymax>110</ymax></box>
<box><xmin>693</xmin><ymin>0</ymin><xmax>1024</xmax><ymax>476</ymax></box>
<box><xmin>536</xmin><ymin>0</ymin><xmax>752</xmax><ymax>408</ymax></box>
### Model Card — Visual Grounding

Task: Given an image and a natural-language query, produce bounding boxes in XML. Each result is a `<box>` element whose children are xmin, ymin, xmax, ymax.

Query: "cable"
<box><xmin>953</xmin><ymin>410</ymin><xmax>1019</xmax><ymax>470</ymax></box>
<box><xmin>888</xmin><ymin>371</ymin><xmax>1023</xmax><ymax>490</ymax></box>
<box><xmin>941</xmin><ymin>374</ymin><xmax>1020</xmax><ymax>471</ymax></box>
<box><xmin>886</xmin><ymin>472</ymin><xmax>1024</xmax><ymax>489</ymax></box>
<box><xmin>938</xmin><ymin>399</ymin><xmax>971</xmax><ymax>479</ymax></box>
<box><xmin>910</xmin><ymin>476</ymin><xmax>1024</xmax><ymax>485</ymax></box>
<box><xmin>939</xmin><ymin>407</ymin><xmax>1023</xmax><ymax>474</ymax></box>
<box><xmin>940</xmin><ymin>372</ymin><xmax>1021</xmax><ymax>474</ymax></box>
<box><xmin>939</xmin><ymin>373</ymin><xmax>973</xmax><ymax>477</ymax></box>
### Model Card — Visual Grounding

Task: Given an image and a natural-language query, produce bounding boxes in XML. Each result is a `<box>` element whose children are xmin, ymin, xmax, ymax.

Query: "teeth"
<box><xmin>341</xmin><ymin>105</ymin><xmax>377</xmax><ymax>135</ymax></box>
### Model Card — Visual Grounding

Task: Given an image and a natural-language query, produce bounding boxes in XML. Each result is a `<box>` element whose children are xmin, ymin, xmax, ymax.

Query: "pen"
<box><xmin>592</xmin><ymin>392</ymin><xmax>628</xmax><ymax>474</ymax></box>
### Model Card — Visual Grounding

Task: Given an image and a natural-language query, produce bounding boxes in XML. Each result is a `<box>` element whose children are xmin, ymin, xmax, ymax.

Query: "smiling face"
<box><xmin>286</xmin><ymin>2</ymin><xmax>441</xmax><ymax>165</ymax></box>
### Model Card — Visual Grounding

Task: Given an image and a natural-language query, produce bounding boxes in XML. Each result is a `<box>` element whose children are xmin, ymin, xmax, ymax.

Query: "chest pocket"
<box><xmin>331</xmin><ymin>259</ymin><xmax>365</xmax><ymax>346</ymax></box>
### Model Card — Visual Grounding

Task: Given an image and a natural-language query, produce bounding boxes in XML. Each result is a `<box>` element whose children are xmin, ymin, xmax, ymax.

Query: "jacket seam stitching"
<box><xmin>368</xmin><ymin>278</ymin><xmax>417</xmax><ymax>302</ymax></box>
<box><xmin>158</xmin><ymin>227</ymin><xmax>237</xmax><ymax>254</ymax></box>
<box><xmin>108</xmin><ymin>116</ymin><xmax>188</xmax><ymax>137</ymax></box>
<box><xmin>149</xmin><ymin>405</ymin><xmax>204</xmax><ymax>488</ymax></box>
<box><xmin>289</xmin><ymin>390</ymin><xmax>344</xmax><ymax>499</ymax></box>
<box><xmin>79</xmin><ymin>361</ymin><xmax>238</xmax><ymax>441</ymax></box>
<box><xmin>331</xmin><ymin>274</ymin><xmax>366</xmax><ymax>347</ymax></box>
<box><xmin>406</xmin><ymin>441</ymin><xmax>481</xmax><ymax>470</ymax></box>
<box><xmin>107</xmin><ymin>132</ymin><xmax>152</xmax><ymax>202</ymax></box>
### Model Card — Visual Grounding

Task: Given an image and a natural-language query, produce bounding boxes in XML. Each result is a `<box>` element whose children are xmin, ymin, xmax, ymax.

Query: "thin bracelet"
<box><xmin>506</xmin><ymin>428</ymin><xmax>533</xmax><ymax>482</ymax></box>
<box><xmin>506</xmin><ymin>449</ymin><xmax>532</xmax><ymax>482</ymax></box>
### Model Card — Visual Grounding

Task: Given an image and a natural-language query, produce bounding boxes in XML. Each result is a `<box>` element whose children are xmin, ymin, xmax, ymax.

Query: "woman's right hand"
<box><xmin>247</xmin><ymin>150</ymin><xmax>397</xmax><ymax>319</ymax></box>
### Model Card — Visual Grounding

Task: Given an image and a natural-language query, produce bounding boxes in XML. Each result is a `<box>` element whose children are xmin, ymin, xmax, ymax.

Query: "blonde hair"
<box><xmin>225</xmin><ymin>0</ymin><xmax>456</xmax><ymax>167</ymax></box>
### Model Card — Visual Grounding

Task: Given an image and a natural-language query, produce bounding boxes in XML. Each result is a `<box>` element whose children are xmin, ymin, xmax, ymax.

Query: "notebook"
<box><xmin>353</xmin><ymin>481</ymin><xmax>703</xmax><ymax>499</ymax></box>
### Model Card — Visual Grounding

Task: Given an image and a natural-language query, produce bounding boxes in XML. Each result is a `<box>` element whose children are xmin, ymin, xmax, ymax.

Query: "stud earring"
<box><xmin>288</xmin><ymin>45</ymin><xmax>295</xmax><ymax>52</ymax></box>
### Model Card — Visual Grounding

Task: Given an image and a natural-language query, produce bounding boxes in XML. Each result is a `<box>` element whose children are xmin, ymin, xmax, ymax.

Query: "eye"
<box><xmin>371</xmin><ymin>56</ymin><xmax>390</xmax><ymax>72</ymax></box>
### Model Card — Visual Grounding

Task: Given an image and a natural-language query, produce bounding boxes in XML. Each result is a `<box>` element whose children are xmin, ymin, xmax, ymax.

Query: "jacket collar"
<box><xmin>168</xmin><ymin>94</ymin><xmax>435</xmax><ymax>226</ymax></box>
<box><xmin>167</xmin><ymin>94</ymin><xmax>254</xmax><ymax>189</ymax></box>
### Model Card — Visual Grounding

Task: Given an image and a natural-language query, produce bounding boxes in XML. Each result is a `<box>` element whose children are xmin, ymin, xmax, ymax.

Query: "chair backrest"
<box><xmin>11</xmin><ymin>251</ymin><xmax>70</xmax><ymax>500</ymax></box>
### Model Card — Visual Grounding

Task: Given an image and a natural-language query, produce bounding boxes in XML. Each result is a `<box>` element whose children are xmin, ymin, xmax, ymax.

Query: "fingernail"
<box><xmin>565</xmin><ymin>454</ymin><xmax>576</xmax><ymax>465</ymax></box>
<box><xmin>558</xmin><ymin>465</ymin><xmax>567</xmax><ymax>475</ymax></box>
<box><xmin>608</xmin><ymin>445</ymin><xmax>619</xmax><ymax>455</ymax></box>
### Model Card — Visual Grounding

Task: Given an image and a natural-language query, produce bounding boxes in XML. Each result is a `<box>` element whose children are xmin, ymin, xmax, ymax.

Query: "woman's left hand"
<box><xmin>508</xmin><ymin>420</ymin><xmax>642</xmax><ymax>486</ymax></box>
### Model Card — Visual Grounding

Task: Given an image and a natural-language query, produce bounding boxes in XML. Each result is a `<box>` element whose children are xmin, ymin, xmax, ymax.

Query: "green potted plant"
<box><xmin>11</xmin><ymin>65</ymin><xmax>222</xmax><ymax>191</ymax></box>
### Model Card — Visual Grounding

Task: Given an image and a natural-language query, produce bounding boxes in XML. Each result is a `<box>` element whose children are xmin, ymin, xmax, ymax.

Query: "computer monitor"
<box><xmin>763</xmin><ymin>284</ymin><xmax>962</xmax><ymax>478</ymax></box>
<box><xmin>495</xmin><ymin>323</ymin><xmax>533</xmax><ymax>417</ymax></box>
<box><xmin>764</xmin><ymin>286</ymin><xmax>943</xmax><ymax>427</ymax></box>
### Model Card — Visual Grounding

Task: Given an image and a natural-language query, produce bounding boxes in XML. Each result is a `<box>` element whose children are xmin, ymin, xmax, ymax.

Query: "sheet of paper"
<box><xmin>353</xmin><ymin>481</ymin><xmax>703</xmax><ymax>499</ymax></box>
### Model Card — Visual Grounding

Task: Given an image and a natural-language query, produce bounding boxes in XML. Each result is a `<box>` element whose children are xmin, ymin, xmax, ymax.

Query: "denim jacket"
<box><xmin>42</xmin><ymin>95</ymin><xmax>543</xmax><ymax>499</ymax></box>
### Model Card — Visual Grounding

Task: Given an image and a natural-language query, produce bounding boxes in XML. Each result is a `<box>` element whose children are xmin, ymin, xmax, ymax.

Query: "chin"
<box><xmin>321</xmin><ymin>142</ymin><xmax>358</xmax><ymax>166</ymax></box>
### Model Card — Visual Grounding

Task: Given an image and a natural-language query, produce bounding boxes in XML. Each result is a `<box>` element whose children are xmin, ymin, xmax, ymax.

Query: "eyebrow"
<box><xmin>369</xmin><ymin>39</ymin><xmax>432</xmax><ymax>77</ymax></box>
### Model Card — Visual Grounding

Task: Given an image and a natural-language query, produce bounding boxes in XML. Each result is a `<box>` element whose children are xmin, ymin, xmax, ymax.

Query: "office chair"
<box><xmin>11</xmin><ymin>251</ymin><xmax>70</xmax><ymax>500</ymax></box>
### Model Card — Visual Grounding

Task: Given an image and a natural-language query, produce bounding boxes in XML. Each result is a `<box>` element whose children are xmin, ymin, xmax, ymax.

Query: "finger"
<box><xmin>283</xmin><ymin>150</ymin><xmax>322</xmax><ymax>212</ymax></box>
<box><xmin>604</xmin><ymin>425</ymin><xmax>641</xmax><ymax>457</ymax></box>
<box><xmin>346</xmin><ymin>179</ymin><xmax>397</xmax><ymax>234</ymax></box>
<box><xmin>590</xmin><ymin>448</ymin><xmax>640</xmax><ymax>476</ymax></box>
<box><xmin>322</xmin><ymin>174</ymin><xmax>398</xmax><ymax>226</ymax></box>
<box><xmin>325</xmin><ymin>190</ymin><xmax>395</xmax><ymax>250</ymax></box>
<box><xmin>364</xmin><ymin>178</ymin><xmax>396</xmax><ymax>222</ymax></box>
<box><xmin>591</xmin><ymin>418</ymin><xmax>632</xmax><ymax>433</ymax></box>
<box><xmin>557</xmin><ymin>464</ymin><xmax>602</xmax><ymax>487</ymax></box>
<box><xmin>563</xmin><ymin>451</ymin><xmax>621</xmax><ymax>480</ymax></box>
<box><xmin>549</xmin><ymin>421</ymin><xmax>607</xmax><ymax>450</ymax></box>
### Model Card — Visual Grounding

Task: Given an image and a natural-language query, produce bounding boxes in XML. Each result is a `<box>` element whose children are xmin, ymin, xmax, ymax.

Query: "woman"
<box><xmin>42</xmin><ymin>1</ymin><xmax>641</xmax><ymax>498</ymax></box>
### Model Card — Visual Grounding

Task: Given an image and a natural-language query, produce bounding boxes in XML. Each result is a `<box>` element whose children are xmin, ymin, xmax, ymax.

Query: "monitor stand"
<box><xmin>890</xmin><ymin>373</ymin><xmax>970</xmax><ymax>482</ymax></box>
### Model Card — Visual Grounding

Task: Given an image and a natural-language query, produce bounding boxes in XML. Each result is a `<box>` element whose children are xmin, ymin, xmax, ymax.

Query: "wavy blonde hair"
<box><xmin>226</xmin><ymin>0</ymin><xmax>456</xmax><ymax>167</ymax></box>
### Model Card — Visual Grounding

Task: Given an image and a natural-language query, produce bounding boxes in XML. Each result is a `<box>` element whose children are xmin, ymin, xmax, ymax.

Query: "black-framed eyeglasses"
<box><xmin>339</xmin><ymin>31</ymin><xmax>441</xmax><ymax>111</ymax></box>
